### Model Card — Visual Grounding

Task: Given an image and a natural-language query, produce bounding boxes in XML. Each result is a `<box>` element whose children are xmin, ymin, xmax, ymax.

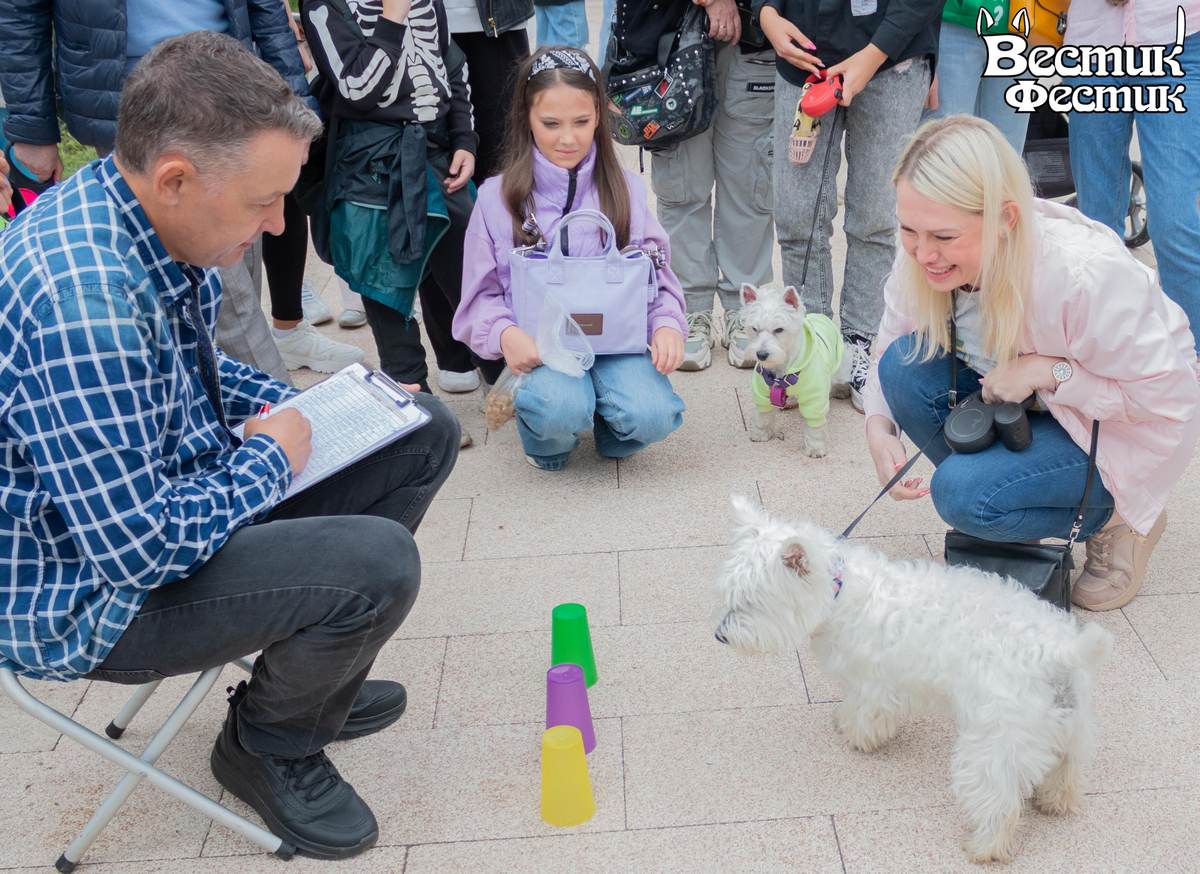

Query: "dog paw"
<box><xmin>1033</xmin><ymin>787</ymin><xmax>1081</xmax><ymax>817</ymax></box>
<box><xmin>749</xmin><ymin>430</ymin><xmax>773</xmax><ymax>443</ymax></box>
<box><xmin>963</xmin><ymin>837</ymin><xmax>1015</xmax><ymax>865</ymax></box>
<box><xmin>801</xmin><ymin>440</ymin><xmax>827</xmax><ymax>458</ymax></box>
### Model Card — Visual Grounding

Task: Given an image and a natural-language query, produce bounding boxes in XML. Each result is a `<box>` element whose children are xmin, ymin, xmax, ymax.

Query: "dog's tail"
<box><xmin>1072</xmin><ymin>622</ymin><xmax>1114</xmax><ymax>672</ymax></box>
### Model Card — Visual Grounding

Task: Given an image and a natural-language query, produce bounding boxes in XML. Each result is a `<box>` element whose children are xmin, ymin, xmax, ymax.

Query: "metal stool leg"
<box><xmin>0</xmin><ymin>669</ymin><xmax>293</xmax><ymax>872</ymax></box>
<box><xmin>105</xmin><ymin>680</ymin><xmax>163</xmax><ymax>739</ymax></box>
<box><xmin>234</xmin><ymin>656</ymin><xmax>255</xmax><ymax>674</ymax></box>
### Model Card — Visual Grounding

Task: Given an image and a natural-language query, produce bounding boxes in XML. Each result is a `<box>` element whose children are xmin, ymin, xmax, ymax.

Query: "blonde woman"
<box><xmin>862</xmin><ymin>116</ymin><xmax>1200</xmax><ymax>612</ymax></box>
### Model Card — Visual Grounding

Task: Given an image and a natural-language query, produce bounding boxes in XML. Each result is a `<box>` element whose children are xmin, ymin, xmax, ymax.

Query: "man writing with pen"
<box><xmin>0</xmin><ymin>33</ymin><xmax>458</xmax><ymax>860</ymax></box>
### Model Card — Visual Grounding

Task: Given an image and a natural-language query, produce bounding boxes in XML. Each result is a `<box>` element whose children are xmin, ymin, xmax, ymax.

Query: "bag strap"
<box><xmin>1067</xmin><ymin>419</ymin><xmax>1100</xmax><ymax>548</ymax></box>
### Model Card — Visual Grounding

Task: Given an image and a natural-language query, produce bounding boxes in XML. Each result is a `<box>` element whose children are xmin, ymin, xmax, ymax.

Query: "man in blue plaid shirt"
<box><xmin>0</xmin><ymin>33</ymin><xmax>460</xmax><ymax>859</ymax></box>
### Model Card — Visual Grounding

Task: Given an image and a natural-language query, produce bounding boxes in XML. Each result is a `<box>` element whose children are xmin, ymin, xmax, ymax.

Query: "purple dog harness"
<box><xmin>756</xmin><ymin>364</ymin><xmax>800</xmax><ymax>409</ymax></box>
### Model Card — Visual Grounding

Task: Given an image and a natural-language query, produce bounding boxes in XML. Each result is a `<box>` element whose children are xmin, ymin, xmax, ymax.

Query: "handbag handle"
<box><xmin>545</xmin><ymin>209</ymin><xmax>626</xmax><ymax>284</ymax></box>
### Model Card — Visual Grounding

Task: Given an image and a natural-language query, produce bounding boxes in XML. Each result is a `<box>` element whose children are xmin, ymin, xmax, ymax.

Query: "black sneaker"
<box><xmin>210</xmin><ymin>686</ymin><xmax>379</xmax><ymax>859</ymax></box>
<box><xmin>337</xmin><ymin>679</ymin><xmax>407</xmax><ymax>741</ymax></box>
<box><xmin>843</xmin><ymin>333</ymin><xmax>872</xmax><ymax>413</ymax></box>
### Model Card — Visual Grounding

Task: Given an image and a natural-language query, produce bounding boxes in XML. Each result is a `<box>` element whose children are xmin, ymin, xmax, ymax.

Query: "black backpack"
<box><xmin>603</xmin><ymin>3</ymin><xmax>717</xmax><ymax>152</ymax></box>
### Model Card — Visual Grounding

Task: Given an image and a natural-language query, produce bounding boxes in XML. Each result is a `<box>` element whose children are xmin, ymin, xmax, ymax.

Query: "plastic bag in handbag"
<box><xmin>604</xmin><ymin>3</ymin><xmax>717</xmax><ymax>151</ymax></box>
<box><xmin>509</xmin><ymin>209</ymin><xmax>657</xmax><ymax>356</ymax></box>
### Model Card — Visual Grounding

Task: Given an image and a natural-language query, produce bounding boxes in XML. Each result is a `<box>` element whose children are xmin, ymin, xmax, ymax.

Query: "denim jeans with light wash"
<box><xmin>1064</xmin><ymin>32</ymin><xmax>1200</xmax><ymax>353</ymax></box>
<box><xmin>925</xmin><ymin>22</ymin><xmax>1030</xmax><ymax>153</ymax></box>
<box><xmin>878</xmin><ymin>335</ymin><xmax>1114</xmax><ymax>542</ymax></box>
<box><xmin>535</xmin><ymin>1</ymin><xmax>588</xmax><ymax>49</ymax></box>
<box><xmin>514</xmin><ymin>353</ymin><xmax>685</xmax><ymax>469</ymax></box>
<box><xmin>599</xmin><ymin>0</ymin><xmax>615</xmax><ymax>65</ymax></box>
<box><xmin>773</xmin><ymin>59</ymin><xmax>930</xmax><ymax>340</ymax></box>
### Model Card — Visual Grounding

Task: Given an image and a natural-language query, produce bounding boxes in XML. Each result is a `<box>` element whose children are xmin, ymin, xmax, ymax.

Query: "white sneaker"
<box><xmin>679</xmin><ymin>311</ymin><xmax>715</xmax><ymax>372</ymax></box>
<box><xmin>337</xmin><ymin>307</ymin><xmax>367</xmax><ymax>329</ymax></box>
<box><xmin>723</xmin><ymin>309</ymin><xmax>753</xmax><ymax>369</ymax></box>
<box><xmin>275</xmin><ymin>321</ymin><xmax>365</xmax><ymax>373</ymax></box>
<box><xmin>300</xmin><ymin>281</ymin><xmax>333</xmax><ymax>325</ymax></box>
<box><xmin>843</xmin><ymin>333</ymin><xmax>872</xmax><ymax>413</ymax></box>
<box><xmin>438</xmin><ymin>369</ymin><xmax>480</xmax><ymax>393</ymax></box>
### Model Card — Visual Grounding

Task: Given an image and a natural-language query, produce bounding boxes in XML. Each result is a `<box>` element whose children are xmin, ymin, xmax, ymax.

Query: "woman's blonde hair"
<box><xmin>891</xmin><ymin>115</ymin><xmax>1036</xmax><ymax>364</ymax></box>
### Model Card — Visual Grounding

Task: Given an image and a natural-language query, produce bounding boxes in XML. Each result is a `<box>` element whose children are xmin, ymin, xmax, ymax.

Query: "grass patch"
<box><xmin>60</xmin><ymin>122</ymin><xmax>97</xmax><ymax>178</ymax></box>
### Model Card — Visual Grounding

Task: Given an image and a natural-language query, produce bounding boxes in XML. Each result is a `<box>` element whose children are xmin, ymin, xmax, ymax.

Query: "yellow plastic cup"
<box><xmin>539</xmin><ymin>725</ymin><xmax>595</xmax><ymax>827</ymax></box>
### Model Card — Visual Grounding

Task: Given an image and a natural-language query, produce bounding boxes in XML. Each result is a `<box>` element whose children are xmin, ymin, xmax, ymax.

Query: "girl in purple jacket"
<box><xmin>453</xmin><ymin>47</ymin><xmax>687</xmax><ymax>470</ymax></box>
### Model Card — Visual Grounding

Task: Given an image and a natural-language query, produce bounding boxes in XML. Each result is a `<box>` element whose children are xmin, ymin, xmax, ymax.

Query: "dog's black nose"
<box><xmin>755</xmin><ymin>349</ymin><xmax>770</xmax><ymax>361</ymax></box>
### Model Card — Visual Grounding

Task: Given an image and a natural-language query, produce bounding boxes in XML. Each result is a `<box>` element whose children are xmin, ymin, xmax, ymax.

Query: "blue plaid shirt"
<box><xmin>0</xmin><ymin>157</ymin><xmax>297</xmax><ymax>680</ymax></box>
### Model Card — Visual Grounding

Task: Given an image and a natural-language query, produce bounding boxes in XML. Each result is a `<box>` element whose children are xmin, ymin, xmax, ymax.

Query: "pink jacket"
<box><xmin>452</xmin><ymin>146</ymin><xmax>687</xmax><ymax>360</ymax></box>
<box><xmin>862</xmin><ymin>199</ymin><xmax>1200</xmax><ymax>536</ymax></box>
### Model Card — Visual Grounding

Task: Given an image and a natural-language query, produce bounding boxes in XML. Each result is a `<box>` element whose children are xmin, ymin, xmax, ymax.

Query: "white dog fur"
<box><xmin>740</xmin><ymin>284</ymin><xmax>851</xmax><ymax>455</ymax></box>
<box><xmin>714</xmin><ymin>496</ymin><xmax>1113</xmax><ymax>863</ymax></box>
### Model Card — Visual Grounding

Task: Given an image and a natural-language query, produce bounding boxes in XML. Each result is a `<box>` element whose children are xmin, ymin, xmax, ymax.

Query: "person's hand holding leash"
<box><xmin>759</xmin><ymin>6</ymin><xmax>823</xmax><ymax>75</ymax></box>
<box><xmin>867</xmin><ymin>415</ymin><xmax>929</xmax><ymax>500</ymax></box>
<box><xmin>825</xmin><ymin>44</ymin><xmax>887</xmax><ymax>106</ymax></box>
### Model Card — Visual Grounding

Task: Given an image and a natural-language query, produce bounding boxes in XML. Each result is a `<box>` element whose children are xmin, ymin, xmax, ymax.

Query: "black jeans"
<box><xmin>362</xmin><ymin>144</ymin><xmax>505</xmax><ymax>389</ymax></box>
<box><xmin>87</xmin><ymin>395</ymin><xmax>460</xmax><ymax>758</ymax></box>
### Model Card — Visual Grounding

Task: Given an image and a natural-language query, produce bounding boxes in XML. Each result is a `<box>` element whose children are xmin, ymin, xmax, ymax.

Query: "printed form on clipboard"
<box><xmin>233</xmin><ymin>363</ymin><xmax>431</xmax><ymax>499</ymax></box>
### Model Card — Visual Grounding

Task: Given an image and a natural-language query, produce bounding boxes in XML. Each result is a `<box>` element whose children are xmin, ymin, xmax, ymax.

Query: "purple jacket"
<box><xmin>453</xmin><ymin>146</ymin><xmax>687</xmax><ymax>360</ymax></box>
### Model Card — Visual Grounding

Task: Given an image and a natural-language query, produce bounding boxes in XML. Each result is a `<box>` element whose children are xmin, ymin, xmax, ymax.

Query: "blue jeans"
<box><xmin>514</xmin><ymin>353</ymin><xmax>685</xmax><ymax>469</ymax></box>
<box><xmin>1065</xmin><ymin>32</ymin><xmax>1200</xmax><ymax>352</ymax></box>
<box><xmin>925</xmin><ymin>22</ymin><xmax>1030</xmax><ymax>153</ymax></box>
<box><xmin>878</xmin><ymin>335</ymin><xmax>1114</xmax><ymax>542</ymax></box>
<box><xmin>599</xmin><ymin>0</ymin><xmax>616</xmax><ymax>65</ymax></box>
<box><xmin>535</xmin><ymin>2</ymin><xmax>588</xmax><ymax>49</ymax></box>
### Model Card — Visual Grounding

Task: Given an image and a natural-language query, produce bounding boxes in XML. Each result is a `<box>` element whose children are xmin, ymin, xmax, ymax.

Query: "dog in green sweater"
<box><xmin>742</xmin><ymin>284</ymin><xmax>850</xmax><ymax>457</ymax></box>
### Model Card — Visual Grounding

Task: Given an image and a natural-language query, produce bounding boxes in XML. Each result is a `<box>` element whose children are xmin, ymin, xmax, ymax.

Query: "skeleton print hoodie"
<box><xmin>304</xmin><ymin>0</ymin><xmax>477</xmax><ymax>154</ymax></box>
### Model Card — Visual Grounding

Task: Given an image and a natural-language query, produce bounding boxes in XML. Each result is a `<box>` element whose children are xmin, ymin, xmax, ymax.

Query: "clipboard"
<box><xmin>233</xmin><ymin>363</ymin><xmax>432</xmax><ymax>499</ymax></box>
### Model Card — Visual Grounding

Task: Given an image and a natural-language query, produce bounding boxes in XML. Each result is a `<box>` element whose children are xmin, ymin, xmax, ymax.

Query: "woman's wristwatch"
<box><xmin>1051</xmin><ymin>359</ymin><xmax>1073</xmax><ymax>387</ymax></box>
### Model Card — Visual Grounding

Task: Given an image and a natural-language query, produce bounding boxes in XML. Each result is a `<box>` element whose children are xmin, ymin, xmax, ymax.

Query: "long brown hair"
<box><xmin>500</xmin><ymin>47</ymin><xmax>631</xmax><ymax>249</ymax></box>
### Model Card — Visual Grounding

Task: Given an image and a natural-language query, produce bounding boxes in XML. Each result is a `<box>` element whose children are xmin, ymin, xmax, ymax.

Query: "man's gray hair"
<box><xmin>115</xmin><ymin>31</ymin><xmax>323</xmax><ymax>176</ymax></box>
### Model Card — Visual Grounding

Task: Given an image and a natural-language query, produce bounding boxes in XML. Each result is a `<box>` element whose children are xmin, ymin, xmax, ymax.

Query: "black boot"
<box><xmin>210</xmin><ymin>685</ymin><xmax>379</xmax><ymax>859</ymax></box>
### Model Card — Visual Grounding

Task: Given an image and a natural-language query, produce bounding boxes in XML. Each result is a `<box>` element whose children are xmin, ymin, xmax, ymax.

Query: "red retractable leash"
<box><xmin>788</xmin><ymin>71</ymin><xmax>844</xmax><ymax>289</ymax></box>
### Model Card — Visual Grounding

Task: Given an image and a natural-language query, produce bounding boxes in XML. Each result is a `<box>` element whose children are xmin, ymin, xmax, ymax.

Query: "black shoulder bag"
<box><xmin>604</xmin><ymin>3</ymin><xmax>717</xmax><ymax>151</ymax></box>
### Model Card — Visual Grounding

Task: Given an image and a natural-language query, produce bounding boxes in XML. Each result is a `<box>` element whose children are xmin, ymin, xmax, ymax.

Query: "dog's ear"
<box><xmin>740</xmin><ymin>283</ymin><xmax>758</xmax><ymax>306</ymax></box>
<box><xmin>782</xmin><ymin>286</ymin><xmax>803</xmax><ymax>311</ymax></box>
<box><xmin>730</xmin><ymin>493</ymin><xmax>767</xmax><ymax>527</ymax></box>
<box><xmin>780</xmin><ymin>541</ymin><xmax>809</xmax><ymax>576</ymax></box>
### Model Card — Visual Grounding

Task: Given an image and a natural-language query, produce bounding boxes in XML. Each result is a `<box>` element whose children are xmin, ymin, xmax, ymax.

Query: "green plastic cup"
<box><xmin>550</xmin><ymin>603</ymin><xmax>597</xmax><ymax>687</ymax></box>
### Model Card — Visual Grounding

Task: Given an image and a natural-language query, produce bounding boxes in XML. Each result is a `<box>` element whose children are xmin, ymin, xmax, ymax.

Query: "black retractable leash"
<box><xmin>797</xmin><ymin>105</ymin><xmax>843</xmax><ymax>291</ymax></box>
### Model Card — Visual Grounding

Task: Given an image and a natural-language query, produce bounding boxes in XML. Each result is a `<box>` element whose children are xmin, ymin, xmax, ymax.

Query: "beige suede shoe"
<box><xmin>1071</xmin><ymin>511</ymin><xmax>1167</xmax><ymax>612</ymax></box>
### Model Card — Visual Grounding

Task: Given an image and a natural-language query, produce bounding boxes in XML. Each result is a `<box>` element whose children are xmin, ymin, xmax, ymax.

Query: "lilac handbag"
<box><xmin>509</xmin><ymin>209</ymin><xmax>657</xmax><ymax>356</ymax></box>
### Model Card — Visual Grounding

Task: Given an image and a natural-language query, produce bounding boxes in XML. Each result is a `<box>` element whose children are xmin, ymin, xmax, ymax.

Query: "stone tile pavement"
<box><xmin>0</xmin><ymin>6</ymin><xmax>1190</xmax><ymax>871</ymax></box>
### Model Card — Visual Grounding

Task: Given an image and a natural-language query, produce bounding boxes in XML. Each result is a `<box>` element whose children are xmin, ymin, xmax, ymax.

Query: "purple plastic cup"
<box><xmin>545</xmin><ymin>664</ymin><xmax>596</xmax><ymax>754</ymax></box>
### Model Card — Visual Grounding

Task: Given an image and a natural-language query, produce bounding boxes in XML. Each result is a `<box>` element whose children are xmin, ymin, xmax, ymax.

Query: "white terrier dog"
<box><xmin>740</xmin><ymin>284</ymin><xmax>851</xmax><ymax>456</ymax></box>
<box><xmin>714</xmin><ymin>496</ymin><xmax>1113</xmax><ymax>864</ymax></box>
